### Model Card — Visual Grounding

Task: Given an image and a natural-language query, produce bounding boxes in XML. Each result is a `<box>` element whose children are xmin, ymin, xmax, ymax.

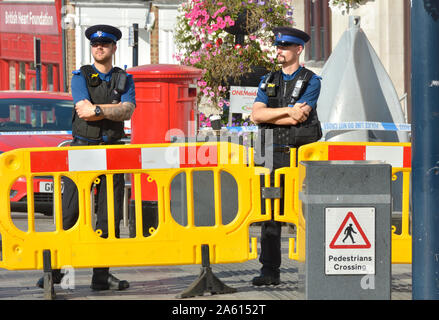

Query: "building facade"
<box><xmin>69</xmin><ymin>0</ymin><xmax>152</xmax><ymax>70</ymax></box>
<box><xmin>62</xmin><ymin>0</ymin><xmax>180</xmax><ymax>91</ymax></box>
<box><xmin>0</xmin><ymin>0</ymin><xmax>66</xmax><ymax>91</ymax></box>
<box><xmin>292</xmin><ymin>0</ymin><xmax>411</xmax><ymax>120</ymax></box>
<box><xmin>0</xmin><ymin>0</ymin><xmax>181</xmax><ymax>92</ymax></box>
<box><xmin>1</xmin><ymin>0</ymin><xmax>412</xmax><ymax>120</ymax></box>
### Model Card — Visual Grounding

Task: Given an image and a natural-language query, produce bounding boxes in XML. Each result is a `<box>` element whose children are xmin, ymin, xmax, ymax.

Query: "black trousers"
<box><xmin>256</xmin><ymin>148</ymin><xmax>293</xmax><ymax>277</ymax></box>
<box><xmin>61</xmin><ymin>138</ymin><xmax>125</xmax><ymax>279</ymax></box>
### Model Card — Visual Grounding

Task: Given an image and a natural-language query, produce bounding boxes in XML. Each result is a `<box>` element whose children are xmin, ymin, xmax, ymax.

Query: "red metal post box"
<box><xmin>128</xmin><ymin>64</ymin><xmax>202</xmax><ymax>145</ymax></box>
<box><xmin>126</xmin><ymin>64</ymin><xmax>202</xmax><ymax>236</ymax></box>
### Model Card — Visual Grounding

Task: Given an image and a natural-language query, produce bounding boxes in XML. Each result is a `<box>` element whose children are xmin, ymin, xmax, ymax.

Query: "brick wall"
<box><xmin>64</xmin><ymin>0</ymin><xmax>76</xmax><ymax>93</ymax></box>
<box><xmin>65</xmin><ymin>28</ymin><xmax>76</xmax><ymax>93</ymax></box>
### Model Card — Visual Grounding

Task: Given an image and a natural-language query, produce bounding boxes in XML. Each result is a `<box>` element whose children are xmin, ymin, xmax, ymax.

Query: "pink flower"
<box><xmin>224</xmin><ymin>16</ymin><xmax>235</xmax><ymax>27</ymax></box>
<box><xmin>217</xmin><ymin>17</ymin><xmax>226</xmax><ymax>29</ymax></box>
<box><xmin>213</xmin><ymin>6</ymin><xmax>227</xmax><ymax>18</ymax></box>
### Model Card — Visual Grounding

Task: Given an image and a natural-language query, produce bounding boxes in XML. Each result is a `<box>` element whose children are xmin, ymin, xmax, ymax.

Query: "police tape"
<box><xmin>0</xmin><ymin>130</ymin><xmax>73</xmax><ymax>135</ymax></box>
<box><xmin>321</xmin><ymin>122</ymin><xmax>411</xmax><ymax>132</ymax></box>
<box><xmin>225</xmin><ymin>122</ymin><xmax>411</xmax><ymax>133</ymax></box>
<box><xmin>0</xmin><ymin>130</ymin><xmax>132</xmax><ymax>136</ymax></box>
<box><xmin>225</xmin><ymin>126</ymin><xmax>258</xmax><ymax>133</ymax></box>
<box><xmin>1</xmin><ymin>122</ymin><xmax>409</xmax><ymax>136</ymax></box>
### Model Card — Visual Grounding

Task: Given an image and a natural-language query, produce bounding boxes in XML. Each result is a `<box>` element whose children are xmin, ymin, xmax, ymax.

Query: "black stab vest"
<box><xmin>258</xmin><ymin>67</ymin><xmax>322</xmax><ymax>146</ymax></box>
<box><xmin>72</xmin><ymin>65</ymin><xmax>126</xmax><ymax>141</ymax></box>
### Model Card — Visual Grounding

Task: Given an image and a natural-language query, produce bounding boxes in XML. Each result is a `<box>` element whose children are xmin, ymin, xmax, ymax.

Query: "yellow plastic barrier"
<box><xmin>0</xmin><ymin>142</ymin><xmax>271</xmax><ymax>271</ymax></box>
<box><xmin>271</xmin><ymin>150</ymin><xmax>307</xmax><ymax>262</ymax></box>
<box><xmin>290</xmin><ymin>141</ymin><xmax>412</xmax><ymax>264</ymax></box>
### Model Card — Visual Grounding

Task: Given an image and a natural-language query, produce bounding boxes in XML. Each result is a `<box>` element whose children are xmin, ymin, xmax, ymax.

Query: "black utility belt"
<box><xmin>273</xmin><ymin>146</ymin><xmax>293</xmax><ymax>153</ymax></box>
<box><xmin>259</xmin><ymin>121</ymin><xmax>322</xmax><ymax>147</ymax></box>
<box><xmin>73</xmin><ymin>136</ymin><xmax>124</xmax><ymax>146</ymax></box>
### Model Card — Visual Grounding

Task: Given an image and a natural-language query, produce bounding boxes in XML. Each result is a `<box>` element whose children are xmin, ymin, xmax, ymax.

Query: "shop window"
<box><xmin>47</xmin><ymin>64</ymin><xmax>54</xmax><ymax>91</ymax></box>
<box><xmin>28</xmin><ymin>62</ymin><xmax>36</xmax><ymax>90</ymax></box>
<box><xmin>305</xmin><ymin>0</ymin><xmax>331</xmax><ymax>64</ymax></box>
<box><xmin>9</xmin><ymin>62</ymin><xmax>16</xmax><ymax>90</ymax></box>
<box><xmin>19</xmin><ymin>62</ymin><xmax>26</xmax><ymax>90</ymax></box>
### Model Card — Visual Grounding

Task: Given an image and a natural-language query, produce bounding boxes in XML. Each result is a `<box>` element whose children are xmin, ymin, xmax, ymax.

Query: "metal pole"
<box><xmin>133</xmin><ymin>23</ymin><xmax>138</xmax><ymax>67</ymax></box>
<box><xmin>411</xmin><ymin>0</ymin><xmax>439</xmax><ymax>300</ymax></box>
<box><xmin>34</xmin><ymin>37</ymin><xmax>41</xmax><ymax>91</ymax></box>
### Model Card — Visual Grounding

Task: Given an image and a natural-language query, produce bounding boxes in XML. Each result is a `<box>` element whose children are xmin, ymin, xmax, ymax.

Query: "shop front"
<box><xmin>0</xmin><ymin>1</ymin><xmax>64</xmax><ymax>91</ymax></box>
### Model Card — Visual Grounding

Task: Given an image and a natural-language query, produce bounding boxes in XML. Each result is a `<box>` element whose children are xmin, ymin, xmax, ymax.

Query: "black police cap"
<box><xmin>273</xmin><ymin>26</ymin><xmax>310</xmax><ymax>46</ymax></box>
<box><xmin>85</xmin><ymin>24</ymin><xmax>122</xmax><ymax>44</ymax></box>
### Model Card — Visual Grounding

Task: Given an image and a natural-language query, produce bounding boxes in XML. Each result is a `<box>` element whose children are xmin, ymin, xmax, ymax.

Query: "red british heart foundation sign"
<box><xmin>0</xmin><ymin>3</ymin><xmax>58</xmax><ymax>35</ymax></box>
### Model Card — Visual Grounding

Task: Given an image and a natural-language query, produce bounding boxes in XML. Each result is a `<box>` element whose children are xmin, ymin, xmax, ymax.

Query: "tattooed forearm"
<box><xmin>101</xmin><ymin>102</ymin><xmax>135</xmax><ymax>121</ymax></box>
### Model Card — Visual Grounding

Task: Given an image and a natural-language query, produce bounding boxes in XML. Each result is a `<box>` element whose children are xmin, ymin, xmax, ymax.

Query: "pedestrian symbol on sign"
<box><xmin>342</xmin><ymin>223</ymin><xmax>357</xmax><ymax>244</ymax></box>
<box><xmin>329</xmin><ymin>211</ymin><xmax>371</xmax><ymax>249</ymax></box>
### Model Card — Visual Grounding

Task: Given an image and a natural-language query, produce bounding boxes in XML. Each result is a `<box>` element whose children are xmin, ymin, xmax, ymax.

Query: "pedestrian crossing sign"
<box><xmin>325</xmin><ymin>207</ymin><xmax>375</xmax><ymax>275</ymax></box>
<box><xmin>329</xmin><ymin>211</ymin><xmax>371</xmax><ymax>249</ymax></box>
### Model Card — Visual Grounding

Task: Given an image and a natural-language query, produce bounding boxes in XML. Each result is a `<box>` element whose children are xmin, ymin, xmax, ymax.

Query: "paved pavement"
<box><xmin>0</xmin><ymin>213</ymin><xmax>412</xmax><ymax>301</ymax></box>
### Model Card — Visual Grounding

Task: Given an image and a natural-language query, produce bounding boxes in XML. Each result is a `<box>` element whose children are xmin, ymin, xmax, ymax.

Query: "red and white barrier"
<box><xmin>327</xmin><ymin>145</ymin><xmax>411</xmax><ymax>168</ymax></box>
<box><xmin>30</xmin><ymin>145</ymin><xmax>218</xmax><ymax>173</ymax></box>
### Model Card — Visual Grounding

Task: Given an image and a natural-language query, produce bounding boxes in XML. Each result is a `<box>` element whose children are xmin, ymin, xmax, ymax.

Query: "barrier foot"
<box><xmin>43</xmin><ymin>250</ymin><xmax>55</xmax><ymax>300</ymax></box>
<box><xmin>176</xmin><ymin>244</ymin><xmax>237</xmax><ymax>298</ymax></box>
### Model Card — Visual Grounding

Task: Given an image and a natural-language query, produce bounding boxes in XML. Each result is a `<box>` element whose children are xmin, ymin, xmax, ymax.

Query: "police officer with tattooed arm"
<box><xmin>37</xmin><ymin>25</ymin><xmax>136</xmax><ymax>291</ymax></box>
<box><xmin>250</xmin><ymin>26</ymin><xmax>322</xmax><ymax>286</ymax></box>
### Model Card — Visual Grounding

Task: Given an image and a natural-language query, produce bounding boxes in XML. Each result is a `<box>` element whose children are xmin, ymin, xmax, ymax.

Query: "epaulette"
<box><xmin>72</xmin><ymin>70</ymin><xmax>81</xmax><ymax>75</ymax></box>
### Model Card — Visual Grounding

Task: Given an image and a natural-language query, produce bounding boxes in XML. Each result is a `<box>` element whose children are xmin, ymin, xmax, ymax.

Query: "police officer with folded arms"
<box><xmin>37</xmin><ymin>24</ymin><xmax>136</xmax><ymax>291</ymax></box>
<box><xmin>250</xmin><ymin>26</ymin><xmax>322</xmax><ymax>286</ymax></box>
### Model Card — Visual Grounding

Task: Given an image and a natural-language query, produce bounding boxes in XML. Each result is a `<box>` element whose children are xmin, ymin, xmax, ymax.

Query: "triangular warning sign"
<box><xmin>329</xmin><ymin>211</ymin><xmax>371</xmax><ymax>249</ymax></box>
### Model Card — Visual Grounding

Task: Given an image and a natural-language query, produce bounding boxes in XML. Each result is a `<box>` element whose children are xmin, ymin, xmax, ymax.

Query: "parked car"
<box><xmin>0</xmin><ymin>90</ymin><xmax>73</xmax><ymax>215</ymax></box>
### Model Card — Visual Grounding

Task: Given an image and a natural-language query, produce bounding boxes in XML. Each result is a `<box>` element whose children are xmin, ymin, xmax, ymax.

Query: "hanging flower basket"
<box><xmin>224</xmin><ymin>8</ymin><xmax>259</xmax><ymax>36</ymax></box>
<box><xmin>174</xmin><ymin>0</ymin><xmax>295</xmax><ymax>120</ymax></box>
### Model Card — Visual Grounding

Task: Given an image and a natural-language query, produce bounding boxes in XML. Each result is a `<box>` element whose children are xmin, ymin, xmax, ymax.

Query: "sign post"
<box><xmin>34</xmin><ymin>37</ymin><xmax>41</xmax><ymax>91</ymax></box>
<box><xmin>129</xmin><ymin>23</ymin><xmax>139</xmax><ymax>67</ymax></box>
<box><xmin>411</xmin><ymin>0</ymin><xmax>439</xmax><ymax>300</ymax></box>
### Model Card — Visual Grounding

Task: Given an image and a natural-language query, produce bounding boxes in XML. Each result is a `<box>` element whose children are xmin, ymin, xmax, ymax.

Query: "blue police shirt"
<box><xmin>71</xmin><ymin>64</ymin><xmax>136</xmax><ymax>105</ymax></box>
<box><xmin>254</xmin><ymin>66</ymin><xmax>321</xmax><ymax>109</ymax></box>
